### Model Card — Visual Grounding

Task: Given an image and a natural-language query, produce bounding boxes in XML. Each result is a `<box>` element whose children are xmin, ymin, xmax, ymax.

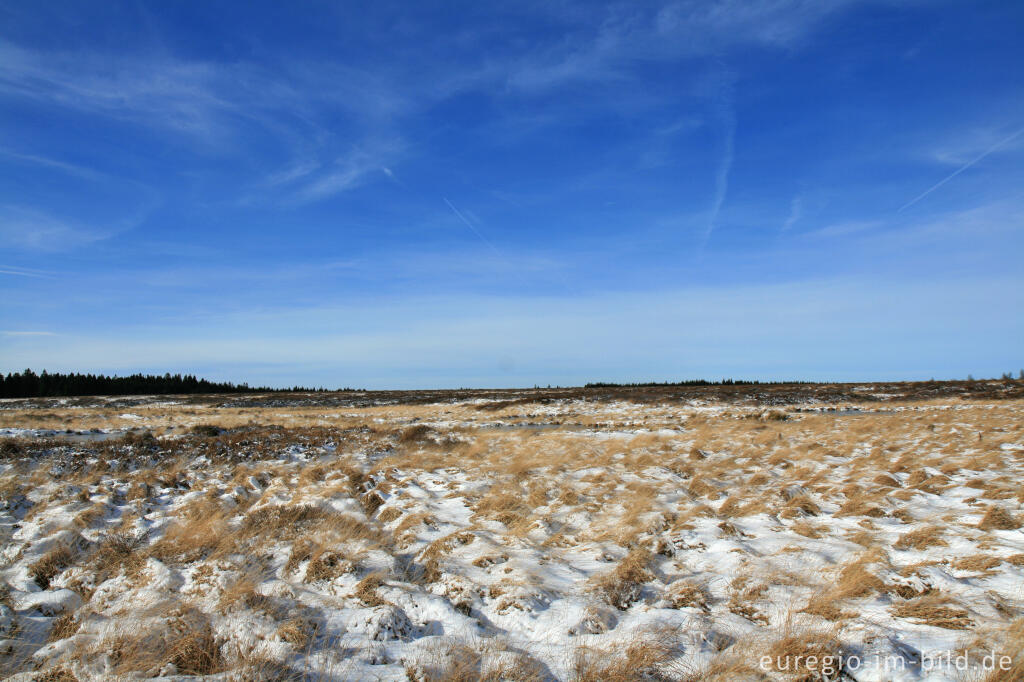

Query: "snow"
<box><xmin>0</xmin><ymin>396</ymin><xmax>1021</xmax><ymax>679</ymax></box>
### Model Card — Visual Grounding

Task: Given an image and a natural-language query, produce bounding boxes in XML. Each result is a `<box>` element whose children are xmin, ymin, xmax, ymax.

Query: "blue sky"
<box><xmin>1</xmin><ymin>0</ymin><xmax>1022</xmax><ymax>388</ymax></box>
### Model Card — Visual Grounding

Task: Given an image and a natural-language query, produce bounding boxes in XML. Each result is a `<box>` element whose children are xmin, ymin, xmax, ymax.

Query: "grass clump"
<box><xmin>893</xmin><ymin>526</ymin><xmax>947</xmax><ymax>550</ymax></box>
<box><xmin>891</xmin><ymin>593</ymin><xmax>974</xmax><ymax>629</ymax></box>
<box><xmin>589</xmin><ymin>547</ymin><xmax>653</xmax><ymax>610</ymax></box>
<box><xmin>30</xmin><ymin>543</ymin><xmax>80</xmax><ymax>589</ymax></box>
<box><xmin>978</xmin><ymin>506</ymin><xmax>1021</xmax><ymax>531</ymax></box>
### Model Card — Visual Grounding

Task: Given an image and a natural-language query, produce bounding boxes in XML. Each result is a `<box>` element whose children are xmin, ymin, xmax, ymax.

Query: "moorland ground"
<box><xmin>1</xmin><ymin>380</ymin><xmax>1023</xmax><ymax>680</ymax></box>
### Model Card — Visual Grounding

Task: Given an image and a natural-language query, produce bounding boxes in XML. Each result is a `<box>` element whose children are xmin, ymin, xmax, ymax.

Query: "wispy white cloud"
<box><xmin>296</xmin><ymin>143</ymin><xmax>401</xmax><ymax>202</ymax></box>
<box><xmin>0</xmin><ymin>147</ymin><xmax>105</xmax><ymax>181</ymax></box>
<box><xmin>0</xmin><ymin>206</ymin><xmax>116</xmax><ymax>251</ymax></box>
<box><xmin>806</xmin><ymin>219</ymin><xmax>882</xmax><ymax>239</ymax></box>
<box><xmin>0</xmin><ymin>264</ymin><xmax>53</xmax><ymax>278</ymax></box>
<box><xmin>1</xmin><ymin>331</ymin><xmax>56</xmax><ymax>337</ymax></box>
<box><xmin>0</xmin><ymin>41</ymin><xmax>229</xmax><ymax>136</ymax></box>
<box><xmin>781</xmin><ymin>195</ymin><xmax>802</xmax><ymax>232</ymax></box>
<box><xmin>654</xmin><ymin>0</ymin><xmax>858</xmax><ymax>50</ymax></box>
<box><xmin>263</xmin><ymin>159</ymin><xmax>321</xmax><ymax>187</ymax></box>
<box><xmin>0</xmin><ymin>1</ymin><xmax>873</xmax><ymax>217</ymax></box>
<box><xmin>0</xmin><ymin>201</ymin><xmax>154</xmax><ymax>252</ymax></box>
<box><xmin>0</xmin><ymin>40</ymin><xmax>408</xmax><ymax>198</ymax></box>
<box><xmin>505</xmin><ymin>0</ymin><xmax>862</xmax><ymax>93</ymax></box>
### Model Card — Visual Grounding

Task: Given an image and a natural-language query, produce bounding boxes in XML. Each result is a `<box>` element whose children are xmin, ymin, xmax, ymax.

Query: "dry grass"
<box><xmin>951</xmin><ymin>554</ymin><xmax>1003</xmax><ymax>575</ymax></box>
<box><xmin>99</xmin><ymin>612</ymin><xmax>227</xmax><ymax>676</ymax></box>
<box><xmin>93</xmin><ymin>530</ymin><xmax>147</xmax><ymax>580</ymax></box>
<box><xmin>4</xmin><ymin>392</ymin><xmax>1023</xmax><ymax>680</ymax></box>
<box><xmin>305</xmin><ymin>546</ymin><xmax>359</xmax><ymax>582</ymax></box>
<box><xmin>666</xmin><ymin>580</ymin><xmax>709</xmax><ymax>611</ymax></box>
<box><xmin>407</xmin><ymin>638</ymin><xmax>548</xmax><ymax>682</ymax></box>
<box><xmin>472</xmin><ymin>483</ymin><xmax>533</xmax><ymax>532</ymax></box>
<box><xmin>277</xmin><ymin>615</ymin><xmax>318</xmax><ymax>649</ymax></box>
<box><xmin>802</xmin><ymin>593</ymin><xmax>856</xmax><ymax>622</ymax></box>
<box><xmin>30</xmin><ymin>543</ymin><xmax>79</xmax><ymax>589</ymax></box>
<box><xmin>985</xmin><ymin>618</ymin><xmax>1024</xmax><ymax>681</ymax></box>
<box><xmin>573</xmin><ymin>625</ymin><xmax>681</xmax><ymax>681</ymax></box>
<box><xmin>32</xmin><ymin>668</ymin><xmax>79</xmax><ymax>682</ymax></box>
<box><xmin>762</xmin><ymin>629</ymin><xmax>844</xmax><ymax>679</ymax></box>
<box><xmin>891</xmin><ymin>593</ymin><xmax>974</xmax><ymax>629</ymax></box>
<box><xmin>354</xmin><ymin>572</ymin><xmax>387</xmax><ymax>606</ymax></box>
<box><xmin>588</xmin><ymin>547</ymin><xmax>653</xmax><ymax>610</ymax></box>
<box><xmin>893</xmin><ymin>525</ymin><xmax>947</xmax><ymax>550</ymax></box>
<box><xmin>164</xmin><ymin>620</ymin><xmax>226</xmax><ymax>675</ymax></box>
<box><xmin>46</xmin><ymin>613</ymin><xmax>80</xmax><ymax>642</ymax></box>
<box><xmin>378</xmin><ymin>506</ymin><xmax>403</xmax><ymax>523</ymax></box>
<box><xmin>978</xmin><ymin>506</ymin><xmax>1022</xmax><ymax>530</ymax></box>
<box><xmin>150</xmin><ymin>511</ymin><xmax>232</xmax><ymax>563</ymax></box>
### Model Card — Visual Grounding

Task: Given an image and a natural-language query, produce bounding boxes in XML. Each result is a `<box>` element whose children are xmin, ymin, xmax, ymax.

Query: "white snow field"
<box><xmin>0</xmin><ymin>387</ymin><xmax>1022</xmax><ymax>680</ymax></box>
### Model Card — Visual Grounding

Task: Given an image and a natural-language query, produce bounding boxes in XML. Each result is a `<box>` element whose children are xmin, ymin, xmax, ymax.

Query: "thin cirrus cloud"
<box><xmin>781</xmin><ymin>195</ymin><xmax>803</xmax><ymax>232</ymax></box>
<box><xmin>0</xmin><ymin>206</ymin><xmax>115</xmax><ymax>251</ymax></box>
<box><xmin>298</xmin><ymin>149</ymin><xmax>401</xmax><ymax>202</ymax></box>
<box><xmin>0</xmin><ymin>264</ymin><xmax>53</xmax><ymax>278</ymax></box>
<box><xmin>0</xmin><ymin>39</ymin><xmax>405</xmax><ymax>181</ymax></box>
<box><xmin>1</xmin><ymin>1</ymin><xmax>1022</xmax><ymax>385</ymax></box>
<box><xmin>242</xmin><ymin>143</ymin><xmax>403</xmax><ymax>205</ymax></box>
<box><xmin>0</xmin><ymin>41</ymin><xmax>230</xmax><ymax>135</ymax></box>
<box><xmin>504</xmin><ymin>0</ymin><xmax>858</xmax><ymax>92</ymax></box>
<box><xmin>0</xmin><ymin>146</ymin><xmax>107</xmax><ymax>181</ymax></box>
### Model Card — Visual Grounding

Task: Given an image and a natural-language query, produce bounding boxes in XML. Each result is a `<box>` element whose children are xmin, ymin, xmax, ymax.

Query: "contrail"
<box><xmin>898</xmin><ymin>126</ymin><xmax>1024</xmax><ymax>213</ymax></box>
<box><xmin>443</xmin><ymin>197</ymin><xmax>501</xmax><ymax>255</ymax></box>
<box><xmin>701</xmin><ymin>72</ymin><xmax>736</xmax><ymax>250</ymax></box>
<box><xmin>704</xmin><ymin>118</ymin><xmax>734</xmax><ymax>245</ymax></box>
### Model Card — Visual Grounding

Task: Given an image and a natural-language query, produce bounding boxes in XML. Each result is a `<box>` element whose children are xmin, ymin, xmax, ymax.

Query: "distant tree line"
<box><xmin>584</xmin><ymin>379</ymin><xmax>816</xmax><ymax>388</ymax></box>
<box><xmin>590</xmin><ymin>374</ymin><xmax>1024</xmax><ymax>388</ymax></box>
<box><xmin>0</xmin><ymin>369</ymin><xmax>349</xmax><ymax>398</ymax></box>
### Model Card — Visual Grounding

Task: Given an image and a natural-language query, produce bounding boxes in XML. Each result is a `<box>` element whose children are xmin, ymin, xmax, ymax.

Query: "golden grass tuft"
<box><xmin>277</xmin><ymin>615</ymin><xmax>317</xmax><ymax>649</ymax></box>
<box><xmin>93</xmin><ymin>530</ymin><xmax>147</xmax><ymax>580</ymax></box>
<box><xmin>783</xmin><ymin>493</ymin><xmax>821</xmax><ymax>517</ymax></box>
<box><xmin>762</xmin><ymin>630</ymin><xmax>844</xmax><ymax>679</ymax></box>
<box><xmin>951</xmin><ymin>554</ymin><xmax>1002</xmax><ymax>575</ymax></box>
<box><xmin>801</xmin><ymin>593</ymin><xmax>855</xmax><ymax>622</ymax></box>
<box><xmin>985</xmin><ymin>618</ymin><xmax>1024</xmax><ymax>681</ymax></box>
<box><xmin>978</xmin><ymin>506</ymin><xmax>1022</xmax><ymax>531</ymax></box>
<box><xmin>46</xmin><ymin>613</ymin><xmax>80</xmax><ymax>642</ymax></box>
<box><xmin>589</xmin><ymin>547</ymin><xmax>653</xmax><ymax>610</ymax></box>
<box><xmin>150</xmin><ymin>512</ymin><xmax>232</xmax><ymax>564</ymax></box>
<box><xmin>102</xmin><ymin>612</ymin><xmax>227</xmax><ymax>676</ymax></box>
<box><xmin>354</xmin><ymin>572</ymin><xmax>387</xmax><ymax>607</ymax></box>
<box><xmin>893</xmin><ymin>525</ymin><xmax>947</xmax><ymax>550</ymax></box>
<box><xmin>891</xmin><ymin>593</ymin><xmax>974</xmax><ymax>629</ymax></box>
<box><xmin>377</xmin><ymin>506</ymin><xmax>403</xmax><ymax>523</ymax></box>
<box><xmin>165</xmin><ymin>621</ymin><xmax>226</xmax><ymax>675</ymax></box>
<box><xmin>790</xmin><ymin>519</ymin><xmax>826</xmax><ymax>538</ymax></box>
<box><xmin>666</xmin><ymin>580</ymin><xmax>709</xmax><ymax>611</ymax></box>
<box><xmin>307</xmin><ymin>547</ymin><xmax>358</xmax><ymax>583</ymax></box>
<box><xmin>573</xmin><ymin>625</ymin><xmax>681</xmax><ymax>681</ymax></box>
<box><xmin>30</xmin><ymin>544</ymin><xmax>78</xmax><ymax>589</ymax></box>
<box><xmin>835</xmin><ymin>495</ymin><xmax>886</xmax><ymax>518</ymax></box>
